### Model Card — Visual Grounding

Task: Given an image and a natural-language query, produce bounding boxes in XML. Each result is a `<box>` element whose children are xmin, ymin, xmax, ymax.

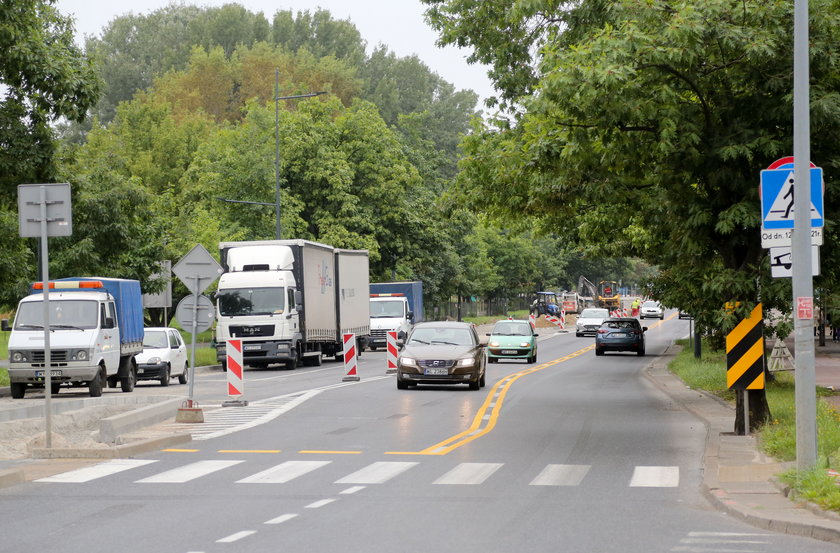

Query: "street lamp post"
<box><xmin>274</xmin><ymin>68</ymin><xmax>327</xmax><ymax>240</ymax></box>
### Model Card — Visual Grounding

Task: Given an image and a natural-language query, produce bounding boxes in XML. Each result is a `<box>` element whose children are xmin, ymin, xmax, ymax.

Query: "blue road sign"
<box><xmin>760</xmin><ymin>167</ymin><xmax>823</xmax><ymax>229</ymax></box>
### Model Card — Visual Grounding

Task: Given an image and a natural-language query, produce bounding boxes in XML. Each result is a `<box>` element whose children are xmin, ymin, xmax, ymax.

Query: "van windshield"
<box><xmin>370</xmin><ymin>300</ymin><xmax>405</xmax><ymax>318</ymax></box>
<box><xmin>218</xmin><ymin>287</ymin><xmax>285</xmax><ymax>316</ymax></box>
<box><xmin>15</xmin><ymin>300</ymin><xmax>99</xmax><ymax>330</ymax></box>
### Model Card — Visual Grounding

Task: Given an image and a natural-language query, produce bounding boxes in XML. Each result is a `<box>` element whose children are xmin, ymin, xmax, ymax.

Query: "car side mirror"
<box><xmin>642</xmin><ymin>327</ymin><xmax>648</xmax><ymax>332</ymax></box>
<box><xmin>534</xmin><ymin>333</ymin><xmax>539</xmax><ymax>337</ymax></box>
<box><xmin>485</xmin><ymin>332</ymin><xmax>491</xmax><ymax>336</ymax></box>
<box><xmin>1</xmin><ymin>319</ymin><xmax>9</xmax><ymax>332</ymax></box>
<box><xmin>397</xmin><ymin>339</ymin><xmax>405</xmax><ymax>349</ymax></box>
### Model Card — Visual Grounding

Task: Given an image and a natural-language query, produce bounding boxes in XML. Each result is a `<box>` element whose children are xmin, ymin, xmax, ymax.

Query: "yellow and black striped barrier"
<box><xmin>725</xmin><ymin>303</ymin><xmax>765</xmax><ymax>390</ymax></box>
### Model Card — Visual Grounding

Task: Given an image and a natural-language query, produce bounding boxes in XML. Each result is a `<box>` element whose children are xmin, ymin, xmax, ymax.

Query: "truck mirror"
<box><xmin>407</xmin><ymin>311</ymin><xmax>414</xmax><ymax>320</ymax></box>
<box><xmin>1</xmin><ymin>319</ymin><xmax>10</xmax><ymax>332</ymax></box>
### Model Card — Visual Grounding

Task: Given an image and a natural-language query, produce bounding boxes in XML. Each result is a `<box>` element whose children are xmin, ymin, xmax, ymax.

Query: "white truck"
<box><xmin>214</xmin><ymin>240</ymin><xmax>370</xmax><ymax>369</ymax></box>
<box><xmin>1</xmin><ymin>277</ymin><xmax>144</xmax><ymax>398</ymax></box>
<box><xmin>368</xmin><ymin>281</ymin><xmax>424</xmax><ymax>350</ymax></box>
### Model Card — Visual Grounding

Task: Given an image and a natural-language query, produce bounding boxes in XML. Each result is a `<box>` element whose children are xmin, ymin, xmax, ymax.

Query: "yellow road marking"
<box><xmin>298</xmin><ymin>450</ymin><xmax>362</xmax><ymax>455</ymax></box>
<box><xmin>385</xmin><ymin>343</ymin><xmax>596</xmax><ymax>456</ymax></box>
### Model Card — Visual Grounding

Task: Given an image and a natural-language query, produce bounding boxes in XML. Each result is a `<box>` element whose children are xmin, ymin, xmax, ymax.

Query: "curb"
<box><xmin>31</xmin><ymin>432</ymin><xmax>192</xmax><ymax>459</ymax></box>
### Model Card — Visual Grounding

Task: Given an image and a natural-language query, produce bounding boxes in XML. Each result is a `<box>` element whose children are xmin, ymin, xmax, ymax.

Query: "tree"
<box><xmin>0</xmin><ymin>0</ymin><xmax>100</xmax><ymax>198</ymax></box>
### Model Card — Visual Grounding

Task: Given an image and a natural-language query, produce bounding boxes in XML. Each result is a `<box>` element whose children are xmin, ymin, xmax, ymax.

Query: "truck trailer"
<box><xmin>214</xmin><ymin>240</ymin><xmax>370</xmax><ymax>369</ymax></box>
<box><xmin>2</xmin><ymin>277</ymin><xmax>143</xmax><ymax>398</ymax></box>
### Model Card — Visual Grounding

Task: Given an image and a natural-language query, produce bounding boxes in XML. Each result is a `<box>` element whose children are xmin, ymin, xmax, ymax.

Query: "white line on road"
<box><xmin>305</xmin><ymin>498</ymin><xmax>337</xmax><ymax>509</ymax></box>
<box><xmin>236</xmin><ymin>461</ymin><xmax>332</xmax><ymax>484</ymax></box>
<box><xmin>529</xmin><ymin>464</ymin><xmax>591</xmax><ymax>486</ymax></box>
<box><xmin>340</xmin><ymin>486</ymin><xmax>366</xmax><ymax>494</ymax></box>
<box><xmin>629</xmin><ymin>466</ymin><xmax>680</xmax><ymax>487</ymax></box>
<box><xmin>264</xmin><ymin>514</ymin><xmax>299</xmax><ymax>525</ymax></box>
<box><xmin>335</xmin><ymin>461</ymin><xmax>418</xmax><ymax>484</ymax></box>
<box><xmin>136</xmin><ymin>460</ymin><xmax>244</xmax><ymax>483</ymax></box>
<box><xmin>36</xmin><ymin>459</ymin><xmax>158</xmax><ymax>483</ymax></box>
<box><xmin>216</xmin><ymin>531</ymin><xmax>256</xmax><ymax>543</ymax></box>
<box><xmin>433</xmin><ymin>463</ymin><xmax>504</xmax><ymax>485</ymax></box>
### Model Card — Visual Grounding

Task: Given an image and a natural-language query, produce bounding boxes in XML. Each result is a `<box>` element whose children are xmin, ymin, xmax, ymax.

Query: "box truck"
<box><xmin>368</xmin><ymin>281</ymin><xmax>424</xmax><ymax>350</ymax></box>
<box><xmin>1</xmin><ymin>277</ymin><xmax>143</xmax><ymax>398</ymax></box>
<box><xmin>214</xmin><ymin>240</ymin><xmax>370</xmax><ymax>369</ymax></box>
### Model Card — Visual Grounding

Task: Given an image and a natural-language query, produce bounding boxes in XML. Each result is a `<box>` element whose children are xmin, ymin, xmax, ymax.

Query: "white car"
<box><xmin>640</xmin><ymin>301</ymin><xmax>664</xmax><ymax>320</ymax></box>
<box><xmin>575</xmin><ymin>308</ymin><xmax>610</xmax><ymax>337</ymax></box>
<box><xmin>136</xmin><ymin>327</ymin><xmax>188</xmax><ymax>386</ymax></box>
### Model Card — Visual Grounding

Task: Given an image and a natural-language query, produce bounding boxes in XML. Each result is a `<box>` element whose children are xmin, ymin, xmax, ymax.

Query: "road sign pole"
<box><xmin>188</xmin><ymin>280</ymin><xmax>198</xmax><ymax>406</ymax></box>
<box><xmin>39</xmin><ymin>186</ymin><xmax>52</xmax><ymax>449</ymax></box>
<box><xmin>792</xmin><ymin>0</ymin><xmax>817</xmax><ymax>470</ymax></box>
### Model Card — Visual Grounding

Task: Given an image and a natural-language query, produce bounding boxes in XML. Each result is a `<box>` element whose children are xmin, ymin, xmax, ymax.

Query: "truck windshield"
<box><xmin>370</xmin><ymin>300</ymin><xmax>405</xmax><ymax>318</ymax></box>
<box><xmin>15</xmin><ymin>299</ymin><xmax>99</xmax><ymax>330</ymax></box>
<box><xmin>218</xmin><ymin>287</ymin><xmax>285</xmax><ymax>316</ymax></box>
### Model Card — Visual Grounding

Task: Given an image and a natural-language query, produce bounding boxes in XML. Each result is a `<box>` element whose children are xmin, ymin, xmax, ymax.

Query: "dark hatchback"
<box><xmin>595</xmin><ymin>318</ymin><xmax>647</xmax><ymax>356</ymax></box>
<box><xmin>396</xmin><ymin>321</ymin><xmax>486</xmax><ymax>390</ymax></box>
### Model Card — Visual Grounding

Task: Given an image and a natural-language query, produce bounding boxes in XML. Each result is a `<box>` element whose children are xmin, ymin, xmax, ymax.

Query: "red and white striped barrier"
<box><xmin>226</xmin><ymin>339</ymin><xmax>244</xmax><ymax>398</ymax></box>
<box><xmin>386</xmin><ymin>331</ymin><xmax>398</xmax><ymax>374</ymax></box>
<box><xmin>559</xmin><ymin>310</ymin><xmax>566</xmax><ymax>330</ymax></box>
<box><xmin>342</xmin><ymin>333</ymin><xmax>360</xmax><ymax>381</ymax></box>
<box><xmin>529</xmin><ymin>313</ymin><xmax>536</xmax><ymax>328</ymax></box>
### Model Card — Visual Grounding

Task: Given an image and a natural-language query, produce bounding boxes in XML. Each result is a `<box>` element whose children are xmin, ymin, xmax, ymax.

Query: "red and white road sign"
<box><xmin>386</xmin><ymin>331</ymin><xmax>398</xmax><ymax>374</ymax></box>
<box><xmin>529</xmin><ymin>313</ymin><xmax>536</xmax><ymax>328</ymax></box>
<box><xmin>796</xmin><ymin>296</ymin><xmax>814</xmax><ymax>319</ymax></box>
<box><xmin>558</xmin><ymin>310</ymin><xmax>566</xmax><ymax>330</ymax></box>
<box><xmin>342</xmin><ymin>333</ymin><xmax>359</xmax><ymax>381</ymax></box>
<box><xmin>226</xmin><ymin>339</ymin><xmax>244</xmax><ymax>397</ymax></box>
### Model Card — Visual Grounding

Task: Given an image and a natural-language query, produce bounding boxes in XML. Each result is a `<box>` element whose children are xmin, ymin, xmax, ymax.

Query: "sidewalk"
<box><xmin>646</xmin><ymin>343</ymin><xmax>840</xmax><ymax>545</ymax></box>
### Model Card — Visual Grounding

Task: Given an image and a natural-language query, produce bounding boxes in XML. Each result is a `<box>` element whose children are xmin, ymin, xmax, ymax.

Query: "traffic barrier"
<box><xmin>559</xmin><ymin>310</ymin><xmax>566</xmax><ymax>330</ymax></box>
<box><xmin>529</xmin><ymin>313</ymin><xmax>536</xmax><ymax>328</ymax></box>
<box><xmin>342</xmin><ymin>333</ymin><xmax>360</xmax><ymax>382</ymax></box>
<box><xmin>222</xmin><ymin>339</ymin><xmax>248</xmax><ymax>407</ymax></box>
<box><xmin>386</xmin><ymin>331</ymin><xmax>398</xmax><ymax>374</ymax></box>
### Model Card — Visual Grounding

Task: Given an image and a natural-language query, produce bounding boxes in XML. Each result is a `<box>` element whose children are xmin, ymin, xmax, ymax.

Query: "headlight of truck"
<box><xmin>399</xmin><ymin>356</ymin><xmax>417</xmax><ymax>367</ymax></box>
<box><xmin>456</xmin><ymin>357</ymin><xmax>476</xmax><ymax>367</ymax></box>
<box><xmin>70</xmin><ymin>349</ymin><xmax>92</xmax><ymax>361</ymax></box>
<box><xmin>146</xmin><ymin>356</ymin><xmax>161</xmax><ymax>365</ymax></box>
<box><xmin>10</xmin><ymin>351</ymin><xmax>28</xmax><ymax>363</ymax></box>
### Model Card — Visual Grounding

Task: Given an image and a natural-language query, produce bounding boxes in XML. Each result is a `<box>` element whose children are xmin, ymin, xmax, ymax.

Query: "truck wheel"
<box><xmin>220</xmin><ymin>360</ymin><xmax>227</xmax><ymax>372</ymax></box>
<box><xmin>370</xmin><ymin>346</ymin><xmax>378</xmax><ymax>351</ymax></box>
<box><xmin>89</xmin><ymin>370</ymin><xmax>104</xmax><ymax>397</ymax></box>
<box><xmin>160</xmin><ymin>364</ymin><xmax>171</xmax><ymax>387</ymax></box>
<box><xmin>107</xmin><ymin>376</ymin><xmax>118</xmax><ymax>388</ymax></box>
<box><xmin>121</xmin><ymin>362</ymin><xmax>136</xmax><ymax>392</ymax></box>
<box><xmin>51</xmin><ymin>382</ymin><xmax>61</xmax><ymax>395</ymax></box>
<box><xmin>10</xmin><ymin>383</ymin><xmax>25</xmax><ymax>399</ymax></box>
<box><xmin>178</xmin><ymin>363</ymin><xmax>188</xmax><ymax>384</ymax></box>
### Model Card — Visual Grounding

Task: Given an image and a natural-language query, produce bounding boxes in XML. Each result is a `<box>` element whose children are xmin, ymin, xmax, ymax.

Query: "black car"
<box><xmin>396</xmin><ymin>321</ymin><xmax>487</xmax><ymax>390</ymax></box>
<box><xmin>595</xmin><ymin>318</ymin><xmax>646</xmax><ymax>356</ymax></box>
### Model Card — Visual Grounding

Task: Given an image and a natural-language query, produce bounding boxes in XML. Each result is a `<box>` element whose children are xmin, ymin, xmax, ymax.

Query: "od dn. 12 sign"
<box><xmin>726</xmin><ymin>304</ymin><xmax>765</xmax><ymax>390</ymax></box>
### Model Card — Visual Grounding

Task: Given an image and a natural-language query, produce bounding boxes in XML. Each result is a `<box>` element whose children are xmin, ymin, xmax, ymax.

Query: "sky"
<box><xmin>54</xmin><ymin>0</ymin><xmax>497</xmax><ymax>106</ymax></box>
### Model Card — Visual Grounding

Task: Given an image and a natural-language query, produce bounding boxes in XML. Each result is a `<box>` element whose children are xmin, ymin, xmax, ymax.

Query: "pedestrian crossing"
<box><xmin>34</xmin><ymin>458</ymin><xmax>682</xmax><ymax>489</ymax></box>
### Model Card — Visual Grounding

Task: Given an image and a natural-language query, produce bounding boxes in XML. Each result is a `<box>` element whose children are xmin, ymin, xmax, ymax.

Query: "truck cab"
<box><xmin>369</xmin><ymin>293</ymin><xmax>414</xmax><ymax>350</ymax></box>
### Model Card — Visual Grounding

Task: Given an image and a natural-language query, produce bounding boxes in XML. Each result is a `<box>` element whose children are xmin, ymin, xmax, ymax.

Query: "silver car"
<box><xmin>575</xmin><ymin>308</ymin><xmax>610</xmax><ymax>337</ymax></box>
<box><xmin>640</xmin><ymin>300</ymin><xmax>664</xmax><ymax>320</ymax></box>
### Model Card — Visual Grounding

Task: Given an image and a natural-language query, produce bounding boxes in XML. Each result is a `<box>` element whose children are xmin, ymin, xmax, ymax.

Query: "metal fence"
<box><xmin>427</xmin><ymin>295</ymin><xmax>532</xmax><ymax>321</ymax></box>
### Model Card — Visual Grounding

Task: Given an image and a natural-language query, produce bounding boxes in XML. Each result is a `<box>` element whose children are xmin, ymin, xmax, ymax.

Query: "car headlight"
<box><xmin>10</xmin><ymin>351</ymin><xmax>27</xmax><ymax>363</ymax></box>
<box><xmin>147</xmin><ymin>356</ymin><xmax>161</xmax><ymax>365</ymax></box>
<box><xmin>456</xmin><ymin>357</ymin><xmax>476</xmax><ymax>367</ymax></box>
<box><xmin>489</xmin><ymin>340</ymin><xmax>500</xmax><ymax>347</ymax></box>
<box><xmin>520</xmin><ymin>341</ymin><xmax>532</xmax><ymax>348</ymax></box>
<box><xmin>399</xmin><ymin>357</ymin><xmax>417</xmax><ymax>367</ymax></box>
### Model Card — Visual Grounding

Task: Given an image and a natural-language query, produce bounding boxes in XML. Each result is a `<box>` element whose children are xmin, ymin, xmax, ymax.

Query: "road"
<box><xmin>0</xmin><ymin>314</ymin><xmax>836</xmax><ymax>553</ymax></box>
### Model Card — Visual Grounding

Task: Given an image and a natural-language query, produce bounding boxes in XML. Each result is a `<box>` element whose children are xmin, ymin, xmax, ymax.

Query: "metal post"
<box><xmin>187</xmin><ymin>278</ymin><xmax>198</xmax><ymax>407</ymax></box>
<box><xmin>792</xmin><ymin>0</ymin><xmax>818</xmax><ymax>470</ymax></box>
<box><xmin>40</xmin><ymin>186</ymin><xmax>52</xmax><ymax>449</ymax></box>
<box><xmin>275</xmin><ymin>68</ymin><xmax>281</xmax><ymax>241</ymax></box>
<box><xmin>743</xmin><ymin>391</ymin><xmax>750</xmax><ymax>436</ymax></box>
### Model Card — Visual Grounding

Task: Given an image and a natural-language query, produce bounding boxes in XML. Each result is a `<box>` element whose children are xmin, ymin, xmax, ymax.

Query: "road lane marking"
<box><xmin>236</xmin><ymin>460</ymin><xmax>331</xmax><ymax>484</ymax></box>
<box><xmin>305</xmin><ymin>498</ymin><xmax>337</xmax><ymax>509</ymax></box>
<box><xmin>629</xmin><ymin>466</ymin><xmax>680</xmax><ymax>487</ymax></box>
<box><xmin>218</xmin><ymin>450</ymin><xmax>280</xmax><ymax>453</ymax></box>
<box><xmin>529</xmin><ymin>464</ymin><xmax>591</xmax><ymax>486</ymax></box>
<box><xmin>136</xmin><ymin>460</ymin><xmax>244</xmax><ymax>483</ymax></box>
<box><xmin>216</xmin><ymin>530</ymin><xmax>255</xmax><ymax>543</ymax></box>
<box><xmin>334</xmin><ymin>461</ymin><xmax>418</xmax><ymax>484</ymax></box>
<box><xmin>35</xmin><ymin>459</ymin><xmax>158</xmax><ymax>483</ymax></box>
<box><xmin>340</xmin><ymin>486</ymin><xmax>366</xmax><ymax>494</ymax></box>
<box><xmin>386</xmin><ymin>343</ymin><xmax>595</xmax><ymax>456</ymax></box>
<box><xmin>432</xmin><ymin>462</ymin><xmax>503</xmax><ymax>485</ymax></box>
<box><xmin>298</xmin><ymin>450</ymin><xmax>362</xmax><ymax>455</ymax></box>
<box><xmin>264</xmin><ymin>514</ymin><xmax>298</xmax><ymax>525</ymax></box>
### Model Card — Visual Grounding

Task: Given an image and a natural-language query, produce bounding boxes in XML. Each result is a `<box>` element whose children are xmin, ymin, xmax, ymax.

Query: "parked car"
<box><xmin>595</xmin><ymin>318</ymin><xmax>647</xmax><ymax>356</ymax></box>
<box><xmin>396</xmin><ymin>321</ymin><xmax>486</xmax><ymax>390</ymax></box>
<box><xmin>640</xmin><ymin>300</ymin><xmax>664</xmax><ymax>320</ymax></box>
<box><xmin>486</xmin><ymin>319</ymin><xmax>538</xmax><ymax>364</ymax></box>
<box><xmin>575</xmin><ymin>308</ymin><xmax>610</xmax><ymax>337</ymax></box>
<box><xmin>136</xmin><ymin>327</ymin><xmax>188</xmax><ymax>386</ymax></box>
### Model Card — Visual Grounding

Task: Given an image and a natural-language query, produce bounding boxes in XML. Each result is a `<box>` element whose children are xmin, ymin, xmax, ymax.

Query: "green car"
<box><xmin>486</xmin><ymin>320</ymin><xmax>539</xmax><ymax>363</ymax></box>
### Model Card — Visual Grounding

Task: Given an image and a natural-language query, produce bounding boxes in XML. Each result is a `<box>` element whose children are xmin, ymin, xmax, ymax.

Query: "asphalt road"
<box><xmin>0</xmin><ymin>314</ymin><xmax>837</xmax><ymax>553</ymax></box>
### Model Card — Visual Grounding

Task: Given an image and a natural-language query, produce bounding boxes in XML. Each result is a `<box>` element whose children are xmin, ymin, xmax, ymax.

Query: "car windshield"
<box><xmin>603</xmin><ymin>321</ymin><xmax>638</xmax><ymax>330</ymax></box>
<box><xmin>370</xmin><ymin>300</ymin><xmax>405</xmax><ymax>318</ymax></box>
<box><xmin>642</xmin><ymin>301</ymin><xmax>659</xmax><ymax>308</ymax></box>
<box><xmin>409</xmin><ymin>327</ymin><xmax>475</xmax><ymax>346</ymax></box>
<box><xmin>143</xmin><ymin>330</ymin><xmax>168</xmax><ymax>349</ymax></box>
<box><xmin>218</xmin><ymin>287</ymin><xmax>285</xmax><ymax>316</ymax></box>
<box><xmin>15</xmin><ymin>299</ymin><xmax>99</xmax><ymax>330</ymax></box>
<box><xmin>580</xmin><ymin>309</ymin><xmax>608</xmax><ymax>319</ymax></box>
<box><xmin>492</xmin><ymin>322</ymin><xmax>531</xmax><ymax>336</ymax></box>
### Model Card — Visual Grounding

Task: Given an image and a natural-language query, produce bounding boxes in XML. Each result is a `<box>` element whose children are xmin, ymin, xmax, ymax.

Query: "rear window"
<box><xmin>580</xmin><ymin>309</ymin><xmax>608</xmax><ymax>318</ymax></box>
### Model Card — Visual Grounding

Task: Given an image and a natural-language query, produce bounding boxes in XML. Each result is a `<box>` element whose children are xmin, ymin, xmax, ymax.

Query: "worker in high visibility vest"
<box><xmin>631</xmin><ymin>298</ymin><xmax>641</xmax><ymax>317</ymax></box>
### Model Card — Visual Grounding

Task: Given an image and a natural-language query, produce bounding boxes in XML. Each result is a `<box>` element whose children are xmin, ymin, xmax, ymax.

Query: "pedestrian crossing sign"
<box><xmin>760</xmin><ymin>167</ymin><xmax>823</xmax><ymax>229</ymax></box>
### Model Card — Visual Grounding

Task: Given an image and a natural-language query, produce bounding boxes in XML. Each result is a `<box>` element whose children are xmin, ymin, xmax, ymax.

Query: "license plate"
<box><xmin>244</xmin><ymin>344</ymin><xmax>262</xmax><ymax>351</ymax></box>
<box><xmin>501</xmin><ymin>350</ymin><xmax>517</xmax><ymax>355</ymax></box>
<box><xmin>35</xmin><ymin>370</ymin><xmax>62</xmax><ymax>377</ymax></box>
<box><xmin>424</xmin><ymin>367</ymin><xmax>448</xmax><ymax>376</ymax></box>
<box><xmin>138</xmin><ymin>368</ymin><xmax>146</xmax><ymax>374</ymax></box>
<box><xmin>612</xmin><ymin>333</ymin><xmax>627</xmax><ymax>338</ymax></box>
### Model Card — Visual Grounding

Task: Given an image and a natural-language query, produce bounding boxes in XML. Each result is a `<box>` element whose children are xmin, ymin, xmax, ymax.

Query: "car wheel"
<box><xmin>10</xmin><ymin>383</ymin><xmax>26</xmax><ymax>399</ymax></box>
<box><xmin>468</xmin><ymin>379</ymin><xmax>480</xmax><ymax>391</ymax></box>
<box><xmin>89</xmin><ymin>369</ymin><xmax>104</xmax><ymax>397</ymax></box>
<box><xmin>637</xmin><ymin>347</ymin><xmax>645</xmax><ymax>356</ymax></box>
<box><xmin>160</xmin><ymin>364</ymin><xmax>171</xmax><ymax>387</ymax></box>
<box><xmin>595</xmin><ymin>347</ymin><xmax>604</xmax><ymax>356</ymax></box>
<box><xmin>488</xmin><ymin>356</ymin><xmax>497</xmax><ymax>363</ymax></box>
<box><xmin>479</xmin><ymin>371</ymin><xmax>486</xmax><ymax>387</ymax></box>
<box><xmin>397</xmin><ymin>379</ymin><xmax>408</xmax><ymax>390</ymax></box>
<box><xmin>178</xmin><ymin>363</ymin><xmax>188</xmax><ymax>384</ymax></box>
<box><xmin>660</xmin><ymin>315</ymin><xmax>664</xmax><ymax>320</ymax></box>
<box><xmin>576</xmin><ymin>332</ymin><xmax>582</xmax><ymax>337</ymax></box>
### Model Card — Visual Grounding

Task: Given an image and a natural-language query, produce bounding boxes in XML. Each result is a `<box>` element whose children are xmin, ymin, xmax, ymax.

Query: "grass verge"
<box><xmin>669</xmin><ymin>338</ymin><xmax>840</xmax><ymax>514</ymax></box>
